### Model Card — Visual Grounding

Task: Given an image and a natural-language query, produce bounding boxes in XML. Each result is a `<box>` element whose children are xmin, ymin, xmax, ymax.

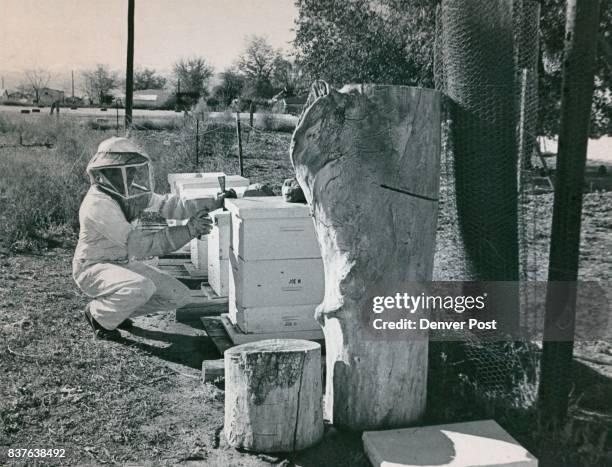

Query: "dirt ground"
<box><xmin>0</xmin><ymin>249</ymin><xmax>374</xmax><ymax>466</ymax></box>
<box><xmin>0</xmin><ymin>117</ymin><xmax>610</xmax><ymax>465</ymax></box>
<box><xmin>1</xmin><ymin>193</ymin><xmax>611</xmax><ymax>466</ymax></box>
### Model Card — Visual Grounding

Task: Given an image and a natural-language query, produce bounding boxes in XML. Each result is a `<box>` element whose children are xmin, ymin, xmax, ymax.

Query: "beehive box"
<box><xmin>177</xmin><ymin>174</ymin><xmax>250</xmax><ymax>193</ymax></box>
<box><xmin>184</xmin><ymin>182</ymin><xmax>248</xmax><ymax>272</ymax></box>
<box><xmin>229</xmin><ymin>253</ymin><xmax>324</xmax><ymax>308</ymax></box>
<box><xmin>167</xmin><ymin>172</ymin><xmax>225</xmax><ymax>194</ymax></box>
<box><xmin>190</xmin><ymin>237</ymin><xmax>208</xmax><ymax>270</ymax></box>
<box><xmin>229</xmin><ymin>301</ymin><xmax>321</xmax><ymax>334</ymax></box>
<box><xmin>225</xmin><ymin>197</ymin><xmax>320</xmax><ymax>261</ymax></box>
<box><xmin>207</xmin><ymin>210</ymin><xmax>231</xmax><ymax>296</ymax></box>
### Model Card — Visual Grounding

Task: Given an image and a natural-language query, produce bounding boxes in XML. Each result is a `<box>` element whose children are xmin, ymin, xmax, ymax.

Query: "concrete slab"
<box><xmin>362</xmin><ymin>419</ymin><xmax>537</xmax><ymax>467</ymax></box>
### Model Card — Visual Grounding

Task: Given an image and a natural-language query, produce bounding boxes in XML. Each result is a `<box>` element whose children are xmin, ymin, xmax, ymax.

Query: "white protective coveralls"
<box><xmin>72</xmin><ymin>137</ymin><xmax>217</xmax><ymax>330</ymax></box>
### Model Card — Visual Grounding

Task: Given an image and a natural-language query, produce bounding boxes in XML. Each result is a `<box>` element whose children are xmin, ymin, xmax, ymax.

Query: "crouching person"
<box><xmin>73</xmin><ymin>137</ymin><xmax>231</xmax><ymax>339</ymax></box>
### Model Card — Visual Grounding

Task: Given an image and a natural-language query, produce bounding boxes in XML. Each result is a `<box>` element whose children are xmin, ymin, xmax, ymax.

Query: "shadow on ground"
<box><xmin>113</xmin><ymin>308</ymin><xmax>221</xmax><ymax>371</ymax></box>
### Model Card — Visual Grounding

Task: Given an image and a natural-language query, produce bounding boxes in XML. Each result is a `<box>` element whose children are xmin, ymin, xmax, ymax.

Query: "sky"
<box><xmin>0</xmin><ymin>0</ymin><xmax>298</xmax><ymax>88</ymax></box>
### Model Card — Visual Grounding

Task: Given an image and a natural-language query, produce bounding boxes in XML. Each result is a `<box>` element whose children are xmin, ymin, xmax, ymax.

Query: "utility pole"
<box><xmin>538</xmin><ymin>0</ymin><xmax>600</xmax><ymax>427</ymax></box>
<box><xmin>71</xmin><ymin>70</ymin><xmax>75</xmax><ymax>98</ymax></box>
<box><xmin>125</xmin><ymin>0</ymin><xmax>135</xmax><ymax>129</ymax></box>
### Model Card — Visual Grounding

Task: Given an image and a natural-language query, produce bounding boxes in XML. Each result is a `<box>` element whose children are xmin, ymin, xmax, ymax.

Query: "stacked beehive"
<box><xmin>225</xmin><ymin>197</ymin><xmax>324</xmax><ymax>335</ymax></box>
<box><xmin>167</xmin><ymin>172</ymin><xmax>225</xmax><ymax>195</ymax></box>
<box><xmin>207</xmin><ymin>209</ymin><xmax>231</xmax><ymax>296</ymax></box>
<box><xmin>166</xmin><ymin>172</ymin><xmax>249</xmax><ymax>267</ymax></box>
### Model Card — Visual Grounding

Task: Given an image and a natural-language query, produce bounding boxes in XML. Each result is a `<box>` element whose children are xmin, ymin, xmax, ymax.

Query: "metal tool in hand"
<box><xmin>218</xmin><ymin>175</ymin><xmax>226</xmax><ymax>193</ymax></box>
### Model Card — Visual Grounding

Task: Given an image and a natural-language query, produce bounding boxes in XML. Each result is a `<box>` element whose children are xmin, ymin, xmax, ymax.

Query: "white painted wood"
<box><xmin>190</xmin><ymin>237</ymin><xmax>208</xmax><ymax>270</ymax></box>
<box><xmin>229</xmin><ymin>300</ymin><xmax>321</xmax><ymax>334</ymax></box>
<box><xmin>167</xmin><ymin>171</ymin><xmax>225</xmax><ymax>194</ymax></box>
<box><xmin>208</xmin><ymin>210</ymin><xmax>231</xmax><ymax>260</ymax></box>
<box><xmin>179</xmin><ymin>185</ymin><xmax>249</xmax><ymax>200</ymax></box>
<box><xmin>206</xmin><ymin>210</ymin><xmax>231</xmax><ymax>296</ymax></box>
<box><xmin>291</xmin><ymin>84</ymin><xmax>441</xmax><ymax>430</ymax></box>
<box><xmin>226</xmin><ymin>197</ymin><xmax>321</xmax><ymax>261</ymax></box>
<box><xmin>362</xmin><ymin>420</ymin><xmax>538</xmax><ymax>467</ymax></box>
<box><xmin>208</xmin><ymin>258</ymin><xmax>229</xmax><ymax>297</ymax></box>
<box><xmin>220</xmin><ymin>314</ymin><xmax>324</xmax><ymax>344</ymax></box>
<box><xmin>177</xmin><ymin>174</ymin><xmax>250</xmax><ymax>192</ymax></box>
<box><xmin>224</xmin><ymin>339</ymin><xmax>324</xmax><ymax>452</ymax></box>
<box><xmin>229</xmin><ymin>253</ymin><xmax>324</xmax><ymax>308</ymax></box>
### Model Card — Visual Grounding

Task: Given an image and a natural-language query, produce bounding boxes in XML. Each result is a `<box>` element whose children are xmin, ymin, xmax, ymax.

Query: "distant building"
<box><xmin>7</xmin><ymin>90</ymin><xmax>33</xmax><ymax>104</ymax></box>
<box><xmin>133</xmin><ymin>89</ymin><xmax>173</xmax><ymax>109</ymax></box>
<box><xmin>108</xmin><ymin>88</ymin><xmax>126</xmax><ymax>105</ymax></box>
<box><xmin>0</xmin><ymin>89</ymin><xmax>8</xmax><ymax>102</ymax></box>
<box><xmin>38</xmin><ymin>87</ymin><xmax>65</xmax><ymax>106</ymax></box>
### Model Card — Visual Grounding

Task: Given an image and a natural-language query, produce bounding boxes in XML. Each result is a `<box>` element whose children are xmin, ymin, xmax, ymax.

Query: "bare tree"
<box><xmin>82</xmin><ymin>65</ymin><xmax>119</xmax><ymax>105</ymax></box>
<box><xmin>237</xmin><ymin>35</ymin><xmax>281</xmax><ymax>98</ymax></box>
<box><xmin>25</xmin><ymin>68</ymin><xmax>51</xmax><ymax>103</ymax></box>
<box><xmin>134</xmin><ymin>67</ymin><xmax>167</xmax><ymax>90</ymax></box>
<box><xmin>173</xmin><ymin>57</ymin><xmax>214</xmax><ymax>100</ymax></box>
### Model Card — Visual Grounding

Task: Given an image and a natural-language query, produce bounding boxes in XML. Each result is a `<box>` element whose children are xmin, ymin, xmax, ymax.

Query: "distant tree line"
<box><xmin>293</xmin><ymin>0</ymin><xmax>611</xmax><ymax>137</ymax></box>
<box><xmin>15</xmin><ymin>1</ymin><xmax>609</xmax><ymax>134</ymax></box>
<box><xmin>70</xmin><ymin>35</ymin><xmax>309</xmax><ymax>111</ymax></box>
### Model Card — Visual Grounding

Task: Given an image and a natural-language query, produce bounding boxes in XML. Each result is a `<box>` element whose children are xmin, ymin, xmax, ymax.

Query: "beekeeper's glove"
<box><xmin>187</xmin><ymin>210</ymin><xmax>213</xmax><ymax>238</ymax></box>
<box><xmin>213</xmin><ymin>189</ymin><xmax>238</xmax><ymax>210</ymax></box>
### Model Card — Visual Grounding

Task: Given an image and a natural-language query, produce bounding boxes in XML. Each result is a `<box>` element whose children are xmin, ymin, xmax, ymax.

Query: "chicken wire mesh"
<box><xmin>433</xmin><ymin>0</ymin><xmax>542</xmax><ymax>398</ymax></box>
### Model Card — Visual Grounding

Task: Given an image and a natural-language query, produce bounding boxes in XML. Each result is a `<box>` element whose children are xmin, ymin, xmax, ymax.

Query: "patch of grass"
<box><xmin>0</xmin><ymin>120</ymin><xmax>99</xmax><ymax>251</ymax></box>
<box><xmin>0</xmin><ymin>115</ymin><xmax>295</xmax><ymax>251</ymax></box>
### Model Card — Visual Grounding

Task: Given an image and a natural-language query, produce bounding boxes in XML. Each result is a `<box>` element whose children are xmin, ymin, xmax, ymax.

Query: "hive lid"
<box><xmin>167</xmin><ymin>171</ymin><xmax>225</xmax><ymax>183</ymax></box>
<box><xmin>225</xmin><ymin>196</ymin><xmax>311</xmax><ymax>219</ymax></box>
<box><xmin>180</xmin><ymin>185</ymin><xmax>249</xmax><ymax>200</ymax></box>
<box><xmin>178</xmin><ymin>175</ymin><xmax>250</xmax><ymax>190</ymax></box>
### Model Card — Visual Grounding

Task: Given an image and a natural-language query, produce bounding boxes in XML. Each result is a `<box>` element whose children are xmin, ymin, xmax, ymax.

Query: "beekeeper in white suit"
<box><xmin>73</xmin><ymin>137</ymin><xmax>232</xmax><ymax>339</ymax></box>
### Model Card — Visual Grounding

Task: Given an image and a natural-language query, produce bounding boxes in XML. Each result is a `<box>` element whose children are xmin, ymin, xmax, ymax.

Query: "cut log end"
<box><xmin>225</xmin><ymin>339</ymin><xmax>324</xmax><ymax>453</ymax></box>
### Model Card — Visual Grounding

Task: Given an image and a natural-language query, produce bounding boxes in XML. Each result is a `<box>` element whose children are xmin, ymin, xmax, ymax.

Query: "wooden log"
<box><xmin>291</xmin><ymin>83</ymin><xmax>440</xmax><ymax>430</ymax></box>
<box><xmin>224</xmin><ymin>339</ymin><xmax>323</xmax><ymax>452</ymax></box>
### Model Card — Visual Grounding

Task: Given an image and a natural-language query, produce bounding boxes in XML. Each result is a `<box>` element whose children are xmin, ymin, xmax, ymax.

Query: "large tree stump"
<box><xmin>224</xmin><ymin>339</ymin><xmax>323</xmax><ymax>452</ymax></box>
<box><xmin>290</xmin><ymin>83</ymin><xmax>441</xmax><ymax>430</ymax></box>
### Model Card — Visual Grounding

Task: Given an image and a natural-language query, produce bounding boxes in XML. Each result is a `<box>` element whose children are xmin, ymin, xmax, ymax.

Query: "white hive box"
<box><xmin>183</xmin><ymin>182</ymin><xmax>249</xmax><ymax>273</ymax></box>
<box><xmin>190</xmin><ymin>237</ymin><xmax>208</xmax><ymax>270</ymax></box>
<box><xmin>225</xmin><ymin>197</ymin><xmax>324</xmax><ymax>335</ymax></box>
<box><xmin>362</xmin><ymin>420</ymin><xmax>538</xmax><ymax>467</ymax></box>
<box><xmin>177</xmin><ymin>174</ymin><xmax>250</xmax><ymax>193</ymax></box>
<box><xmin>225</xmin><ymin>197</ymin><xmax>320</xmax><ymax>261</ymax></box>
<box><xmin>165</xmin><ymin>172</ymin><xmax>223</xmax><ymax>256</ymax></box>
<box><xmin>179</xmin><ymin>189</ymin><xmax>217</xmax><ymax>262</ymax></box>
<box><xmin>179</xmin><ymin>185</ymin><xmax>249</xmax><ymax>200</ymax></box>
<box><xmin>207</xmin><ymin>210</ymin><xmax>231</xmax><ymax>297</ymax></box>
<box><xmin>229</xmin><ymin>254</ymin><xmax>324</xmax><ymax>309</ymax></box>
<box><xmin>167</xmin><ymin>172</ymin><xmax>225</xmax><ymax>194</ymax></box>
<box><xmin>229</xmin><ymin>302</ymin><xmax>320</xmax><ymax>334</ymax></box>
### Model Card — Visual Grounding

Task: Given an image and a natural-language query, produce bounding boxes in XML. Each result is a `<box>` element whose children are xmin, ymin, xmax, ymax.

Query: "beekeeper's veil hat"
<box><xmin>86</xmin><ymin>137</ymin><xmax>154</xmax><ymax>199</ymax></box>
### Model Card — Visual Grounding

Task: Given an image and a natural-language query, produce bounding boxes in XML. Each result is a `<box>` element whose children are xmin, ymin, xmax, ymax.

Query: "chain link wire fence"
<box><xmin>433</xmin><ymin>0</ymin><xmax>543</xmax><ymax>403</ymax></box>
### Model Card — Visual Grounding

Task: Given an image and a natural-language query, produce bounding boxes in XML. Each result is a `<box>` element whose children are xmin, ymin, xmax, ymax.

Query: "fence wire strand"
<box><xmin>434</xmin><ymin>0</ymin><xmax>542</xmax><ymax>398</ymax></box>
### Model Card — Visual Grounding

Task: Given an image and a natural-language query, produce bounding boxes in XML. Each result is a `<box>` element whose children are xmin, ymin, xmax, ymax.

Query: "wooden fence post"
<box><xmin>236</xmin><ymin>111</ymin><xmax>244</xmax><ymax>176</ymax></box>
